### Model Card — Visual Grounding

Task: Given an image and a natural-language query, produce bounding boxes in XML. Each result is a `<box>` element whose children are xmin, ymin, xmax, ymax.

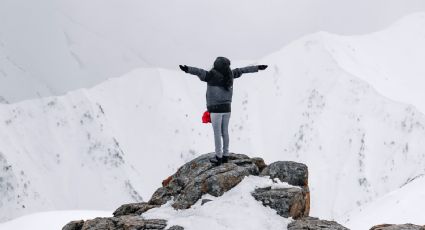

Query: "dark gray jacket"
<box><xmin>187</xmin><ymin>66</ymin><xmax>259</xmax><ymax>107</ymax></box>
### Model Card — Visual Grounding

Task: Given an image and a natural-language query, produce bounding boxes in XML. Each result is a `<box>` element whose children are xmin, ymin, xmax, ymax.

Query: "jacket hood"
<box><xmin>213</xmin><ymin>57</ymin><xmax>231</xmax><ymax>70</ymax></box>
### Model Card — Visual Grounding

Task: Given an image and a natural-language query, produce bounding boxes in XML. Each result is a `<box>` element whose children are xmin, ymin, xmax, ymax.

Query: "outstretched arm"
<box><xmin>232</xmin><ymin>65</ymin><xmax>268</xmax><ymax>79</ymax></box>
<box><xmin>179</xmin><ymin>65</ymin><xmax>208</xmax><ymax>82</ymax></box>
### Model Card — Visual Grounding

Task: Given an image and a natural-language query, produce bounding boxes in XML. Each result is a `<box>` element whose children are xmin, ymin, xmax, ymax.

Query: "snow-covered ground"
<box><xmin>0</xmin><ymin>210</ymin><xmax>111</xmax><ymax>230</ymax></box>
<box><xmin>1</xmin><ymin>12</ymin><xmax>425</xmax><ymax>230</ymax></box>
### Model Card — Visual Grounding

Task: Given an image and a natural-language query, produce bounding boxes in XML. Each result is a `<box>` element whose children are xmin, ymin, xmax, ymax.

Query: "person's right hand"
<box><xmin>179</xmin><ymin>65</ymin><xmax>189</xmax><ymax>73</ymax></box>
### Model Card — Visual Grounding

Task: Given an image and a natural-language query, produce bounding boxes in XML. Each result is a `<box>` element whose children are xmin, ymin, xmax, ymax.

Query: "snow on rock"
<box><xmin>143</xmin><ymin>176</ymin><xmax>293</xmax><ymax>230</ymax></box>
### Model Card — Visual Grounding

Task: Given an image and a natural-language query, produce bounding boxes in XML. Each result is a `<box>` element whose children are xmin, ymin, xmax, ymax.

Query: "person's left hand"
<box><xmin>258</xmin><ymin>65</ymin><xmax>268</xmax><ymax>70</ymax></box>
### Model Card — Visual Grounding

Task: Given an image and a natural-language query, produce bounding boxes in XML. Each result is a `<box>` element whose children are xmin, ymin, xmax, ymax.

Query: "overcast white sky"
<box><xmin>60</xmin><ymin>0</ymin><xmax>425</xmax><ymax>68</ymax></box>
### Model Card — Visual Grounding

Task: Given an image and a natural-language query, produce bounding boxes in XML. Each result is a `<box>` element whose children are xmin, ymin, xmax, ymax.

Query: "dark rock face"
<box><xmin>149</xmin><ymin>153</ymin><xmax>262</xmax><ymax>209</ymax></box>
<box><xmin>288</xmin><ymin>217</ymin><xmax>349</xmax><ymax>230</ymax></box>
<box><xmin>201</xmin><ymin>199</ymin><xmax>213</xmax><ymax>205</ymax></box>
<box><xmin>113</xmin><ymin>202</ymin><xmax>159</xmax><ymax>217</ymax></box>
<box><xmin>370</xmin><ymin>224</ymin><xmax>425</xmax><ymax>230</ymax></box>
<box><xmin>62</xmin><ymin>215</ymin><xmax>182</xmax><ymax>230</ymax></box>
<box><xmin>256</xmin><ymin>161</ymin><xmax>310</xmax><ymax>218</ymax></box>
<box><xmin>62</xmin><ymin>220</ymin><xmax>84</xmax><ymax>230</ymax></box>
<box><xmin>260</xmin><ymin>161</ymin><xmax>308</xmax><ymax>187</ymax></box>
<box><xmin>168</xmin><ymin>226</ymin><xmax>185</xmax><ymax>230</ymax></box>
<box><xmin>252</xmin><ymin>186</ymin><xmax>308</xmax><ymax>219</ymax></box>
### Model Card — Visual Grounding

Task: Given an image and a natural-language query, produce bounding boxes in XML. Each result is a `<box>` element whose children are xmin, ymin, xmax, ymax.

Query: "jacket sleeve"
<box><xmin>186</xmin><ymin>66</ymin><xmax>209</xmax><ymax>82</ymax></box>
<box><xmin>232</xmin><ymin>66</ymin><xmax>259</xmax><ymax>79</ymax></box>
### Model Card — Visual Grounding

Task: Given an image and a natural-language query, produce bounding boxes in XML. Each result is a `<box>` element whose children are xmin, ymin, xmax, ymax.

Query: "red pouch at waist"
<box><xmin>202</xmin><ymin>111</ymin><xmax>211</xmax><ymax>123</ymax></box>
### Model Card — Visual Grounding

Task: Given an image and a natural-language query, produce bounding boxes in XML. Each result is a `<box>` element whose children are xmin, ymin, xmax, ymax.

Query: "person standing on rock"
<box><xmin>179</xmin><ymin>57</ymin><xmax>268</xmax><ymax>165</ymax></box>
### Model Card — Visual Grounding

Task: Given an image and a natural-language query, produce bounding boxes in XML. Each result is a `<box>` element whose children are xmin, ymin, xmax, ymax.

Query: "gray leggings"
<box><xmin>210</xmin><ymin>112</ymin><xmax>231</xmax><ymax>158</ymax></box>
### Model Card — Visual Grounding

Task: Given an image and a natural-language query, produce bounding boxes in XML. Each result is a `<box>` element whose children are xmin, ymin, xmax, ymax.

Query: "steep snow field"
<box><xmin>320</xmin><ymin>12</ymin><xmax>425</xmax><ymax>114</ymax></box>
<box><xmin>345</xmin><ymin>175</ymin><xmax>425</xmax><ymax>229</ymax></box>
<box><xmin>1</xmin><ymin>12</ymin><xmax>425</xmax><ymax>229</ymax></box>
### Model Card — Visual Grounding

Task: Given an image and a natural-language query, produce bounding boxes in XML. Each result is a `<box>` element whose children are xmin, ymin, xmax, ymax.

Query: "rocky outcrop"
<box><xmin>148</xmin><ymin>153</ymin><xmax>261</xmax><ymax>209</ymax></box>
<box><xmin>260</xmin><ymin>161</ymin><xmax>308</xmax><ymax>187</ymax></box>
<box><xmin>113</xmin><ymin>202</ymin><xmax>159</xmax><ymax>217</ymax></box>
<box><xmin>63</xmin><ymin>220</ymin><xmax>84</xmax><ymax>230</ymax></box>
<box><xmin>252</xmin><ymin>186</ymin><xmax>308</xmax><ymax>219</ymax></box>
<box><xmin>288</xmin><ymin>217</ymin><xmax>349</xmax><ymax>230</ymax></box>
<box><xmin>255</xmin><ymin>161</ymin><xmax>310</xmax><ymax>218</ymax></box>
<box><xmin>370</xmin><ymin>224</ymin><xmax>425</xmax><ymax>230</ymax></box>
<box><xmin>62</xmin><ymin>153</ymin><xmax>343</xmax><ymax>230</ymax></box>
<box><xmin>62</xmin><ymin>215</ymin><xmax>182</xmax><ymax>230</ymax></box>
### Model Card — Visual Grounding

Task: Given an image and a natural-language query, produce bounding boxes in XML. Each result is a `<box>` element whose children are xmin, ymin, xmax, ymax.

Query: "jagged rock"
<box><xmin>201</xmin><ymin>199</ymin><xmax>213</xmax><ymax>205</ymax></box>
<box><xmin>370</xmin><ymin>224</ymin><xmax>425</xmax><ymax>230</ymax></box>
<box><xmin>113</xmin><ymin>202</ymin><xmax>159</xmax><ymax>216</ymax></box>
<box><xmin>148</xmin><ymin>153</ymin><xmax>263</xmax><ymax>209</ymax></box>
<box><xmin>63</xmin><ymin>215</ymin><xmax>172</xmax><ymax>230</ymax></box>
<box><xmin>288</xmin><ymin>217</ymin><xmax>349</xmax><ymax>230</ymax></box>
<box><xmin>251</xmin><ymin>186</ymin><xmax>308</xmax><ymax>219</ymax></box>
<box><xmin>168</xmin><ymin>226</ymin><xmax>185</xmax><ymax>230</ymax></box>
<box><xmin>255</xmin><ymin>161</ymin><xmax>311</xmax><ymax>218</ymax></box>
<box><xmin>251</xmin><ymin>157</ymin><xmax>267</xmax><ymax>172</ymax></box>
<box><xmin>62</xmin><ymin>220</ymin><xmax>84</xmax><ymax>230</ymax></box>
<box><xmin>260</xmin><ymin>161</ymin><xmax>308</xmax><ymax>187</ymax></box>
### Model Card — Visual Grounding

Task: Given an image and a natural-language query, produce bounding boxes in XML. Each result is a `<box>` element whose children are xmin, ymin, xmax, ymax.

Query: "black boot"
<box><xmin>210</xmin><ymin>155</ymin><xmax>223</xmax><ymax>165</ymax></box>
<box><xmin>222</xmin><ymin>155</ymin><xmax>229</xmax><ymax>163</ymax></box>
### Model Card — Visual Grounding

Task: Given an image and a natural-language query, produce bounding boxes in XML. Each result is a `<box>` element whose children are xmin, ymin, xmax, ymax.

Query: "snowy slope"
<box><xmin>255</xmin><ymin>32</ymin><xmax>425</xmax><ymax>222</ymax></box>
<box><xmin>345</xmin><ymin>175</ymin><xmax>425</xmax><ymax>229</ymax></box>
<box><xmin>0</xmin><ymin>89</ymin><xmax>145</xmax><ymax>221</ymax></box>
<box><xmin>320</xmin><ymin>12</ymin><xmax>425</xmax><ymax>114</ymax></box>
<box><xmin>1</xmin><ymin>12</ymin><xmax>425</xmax><ymax>226</ymax></box>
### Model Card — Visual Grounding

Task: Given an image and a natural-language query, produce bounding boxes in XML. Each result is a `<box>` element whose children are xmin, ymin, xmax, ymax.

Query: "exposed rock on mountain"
<box><xmin>252</xmin><ymin>186</ymin><xmax>308</xmax><ymax>219</ymax></box>
<box><xmin>258</xmin><ymin>161</ymin><xmax>310</xmax><ymax>218</ymax></box>
<box><xmin>370</xmin><ymin>224</ymin><xmax>425</xmax><ymax>230</ymax></box>
<box><xmin>260</xmin><ymin>161</ymin><xmax>308</xmax><ymax>187</ymax></box>
<box><xmin>112</xmin><ymin>203</ymin><xmax>159</xmax><ymax>217</ymax></box>
<box><xmin>62</xmin><ymin>215</ymin><xmax>179</xmax><ymax>230</ymax></box>
<box><xmin>148</xmin><ymin>153</ymin><xmax>262</xmax><ymax>209</ymax></box>
<box><xmin>62</xmin><ymin>153</ymin><xmax>347</xmax><ymax>230</ymax></box>
<box><xmin>288</xmin><ymin>217</ymin><xmax>349</xmax><ymax>230</ymax></box>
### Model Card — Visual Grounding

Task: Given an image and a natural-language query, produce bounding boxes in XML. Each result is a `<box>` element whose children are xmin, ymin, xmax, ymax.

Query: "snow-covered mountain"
<box><xmin>1</xmin><ymin>12</ymin><xmax>425</xmax><ymax>228</ymax></box>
